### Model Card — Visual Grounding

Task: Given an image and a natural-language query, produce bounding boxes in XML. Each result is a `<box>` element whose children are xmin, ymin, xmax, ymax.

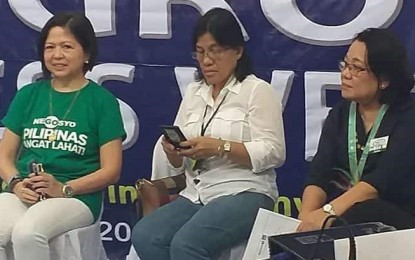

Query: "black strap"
<box><xmin>200</xmin><ymin>91</ymin><xmax>229</xmax><ymax>136</ymax></box>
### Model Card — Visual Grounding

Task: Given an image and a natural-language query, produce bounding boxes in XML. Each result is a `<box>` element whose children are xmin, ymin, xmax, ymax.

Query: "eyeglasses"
<box><xmin>338</xmin><ymin>60</ymin><xmax>368</xmax><ymax>76</ymax></box>
<box><xmin>191</xmin><ymin>47</ymin><xmax>230</xmax><ymax>61</ymax></box>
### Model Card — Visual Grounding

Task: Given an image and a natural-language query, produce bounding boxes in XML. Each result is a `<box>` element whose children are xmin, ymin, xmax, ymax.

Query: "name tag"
<box><xmin>184</xmin><ymin>157</ymin><xmax>197</xmax><ymax>171</ymax></box>
<box><xmin>369</xmin><ymin>136</ymin><xmax>389</xmax><ymax>153</ymax></box>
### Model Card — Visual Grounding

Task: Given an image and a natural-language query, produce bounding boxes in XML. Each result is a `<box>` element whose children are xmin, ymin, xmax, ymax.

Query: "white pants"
<box><xmin>0</xmin><ymin>193</ymin><xmax>93</xmax><ymax>260</ymax></box>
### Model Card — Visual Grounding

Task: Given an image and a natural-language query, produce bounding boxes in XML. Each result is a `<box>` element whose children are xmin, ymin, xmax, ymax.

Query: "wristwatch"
<box><xmin>217</xmin><ymin>140</ymin><xmax>231</xmax><ymax>158</ymax></box>
<box><xmin>223</xmin><ymin>141</ymin><xmax>231</xmax><ymax>153</ymax></box>
<box><xmin>323</xmin><ymin>203</ymin><xmax>336</xmax><ymax>215</ymax></box>
<box><xmin>62</xmin><ymin>184</ymin><xmax>74</xmax><ymax>198</ymax></box>
<box><xmin>7</xmin><ymin>175</ymin><xmax>22</xmax><ymax>193</ymax></box>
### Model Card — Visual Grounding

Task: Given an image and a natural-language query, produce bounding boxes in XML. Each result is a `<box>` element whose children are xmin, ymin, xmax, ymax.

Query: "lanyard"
<box><xmin>347</xmin><ymin>101</ymin><xmax>388</xmax><ymax>185</ymax></box>
<box><xmin>200</xmin><ymin>91</ymin><xmax>229</xmax><ymax>136</ymax></box>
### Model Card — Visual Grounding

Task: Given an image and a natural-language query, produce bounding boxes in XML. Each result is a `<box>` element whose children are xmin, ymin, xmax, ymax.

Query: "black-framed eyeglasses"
<box><xmin>338</xmin><ymin>60</ymin><xmax>368</xmax><ymax>76</ymax></box>
<box><xmin>191</xmin><ymin>47</ymin><xmax>230</xmax><ymax>61</ymax></box>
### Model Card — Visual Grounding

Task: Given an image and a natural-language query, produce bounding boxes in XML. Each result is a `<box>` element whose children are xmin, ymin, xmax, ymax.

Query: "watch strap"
<box><xmin>7</xmin><ymin>175</ymin><xmax>22</xmax><ymax>193</ymax></box>
<box><xmin>217</xmin><ymin>138</ymin><xmax>225</xmax><ymax>157</ymax></box>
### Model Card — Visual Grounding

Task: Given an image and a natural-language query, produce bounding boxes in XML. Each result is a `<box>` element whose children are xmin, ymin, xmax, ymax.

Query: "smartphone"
<box><xmin>30</xmin><ymin>161</ymin><xmax>44</xmax><ymax>176</ymax></box>
<box><xmin>160</xmin><ymin>125</ymin><xmax>190</xmax><ymax>149</ymax></box>
<box><xmin>29</xmin><ymin>161</ymin><xmax>47</xmax><ymax>200</ymax></box>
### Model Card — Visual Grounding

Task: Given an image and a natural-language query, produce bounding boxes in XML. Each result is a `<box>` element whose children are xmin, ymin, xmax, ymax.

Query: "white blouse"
<box><xmin>173</xmin><ymin>74</ymin><xmax>286</xmax><ymax>203</ymax></box>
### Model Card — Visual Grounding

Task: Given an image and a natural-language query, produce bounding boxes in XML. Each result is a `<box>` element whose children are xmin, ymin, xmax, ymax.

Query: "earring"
<box><xmin>85</xmin><ymin>60</ymin><xmax>89</xmax><ymax>64</ymax></box>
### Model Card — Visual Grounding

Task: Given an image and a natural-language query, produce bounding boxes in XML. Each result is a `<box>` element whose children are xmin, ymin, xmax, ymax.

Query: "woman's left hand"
<box><xmin>178</xmin><ymin>137</ymin><xmax>221</xmax><ymax>160</ymax></box>
<box><xmin>29</xmin><ymin>172</ymin><xmax>64</xmax><ymax>198</ymax></box>
<box><xmin>296</xmin><ymin>209</ymin><xmax>333</xmax><ymax>232</ymax></box>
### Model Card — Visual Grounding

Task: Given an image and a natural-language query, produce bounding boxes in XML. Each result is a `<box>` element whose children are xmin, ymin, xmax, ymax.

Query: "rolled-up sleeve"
<box><xmin>244</xmin><ymin>82</ymin><xmax>286</xmax><ymax>173</ymax></box>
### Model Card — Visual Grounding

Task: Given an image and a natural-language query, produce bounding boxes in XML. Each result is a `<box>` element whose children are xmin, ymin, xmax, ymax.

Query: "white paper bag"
<box><xmin>334</xmin><ymin>228</ymin><xmax>415</xmax><ymax>260</ymax></box>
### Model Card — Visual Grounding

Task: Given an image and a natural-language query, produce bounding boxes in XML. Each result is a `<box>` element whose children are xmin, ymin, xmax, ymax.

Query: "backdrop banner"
<box><xmin>1</xmin><ymin>1</ymin><xmax>414</xmax><ymax>259</ymax></box>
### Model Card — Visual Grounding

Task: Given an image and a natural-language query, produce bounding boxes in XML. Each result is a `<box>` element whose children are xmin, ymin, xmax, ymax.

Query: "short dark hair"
<box><xmin>354</xmin><ymin>28</ymin><xmax>414</xmax><ymax>105</ymax></box>
<box><xmin>192</xmin><ymin>8</ymin><xmax>253</xmax><ymax>82</ymax></box>
<box><xmin>38</xmin><ymin>12</ymin><xmax>98</xmax><ymax>78</ymax></box>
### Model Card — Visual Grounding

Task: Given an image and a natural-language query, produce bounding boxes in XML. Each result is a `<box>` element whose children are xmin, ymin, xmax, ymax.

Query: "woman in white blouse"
<box><xmin>132</xmin><ymin>8</ymin><xmax>286</xmax><ymax>260</ymax></box>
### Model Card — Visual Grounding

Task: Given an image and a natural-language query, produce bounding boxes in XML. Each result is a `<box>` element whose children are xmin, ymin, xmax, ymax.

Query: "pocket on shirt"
<box><xmin>211</xmin><ymin>109</ymin><xmax>247</xmax><ymax>141</ymax></box>
<box><xmin>182</xmin><ymin>113</ymin><xmax>200</xmax><ymax>138</ymax></box>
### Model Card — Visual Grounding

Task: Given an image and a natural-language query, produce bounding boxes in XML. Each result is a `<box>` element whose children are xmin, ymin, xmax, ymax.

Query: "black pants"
<box><xmin>333</xmin><ymin>199</ymin><xmax>415</xmax><ymax>230</ymax></box>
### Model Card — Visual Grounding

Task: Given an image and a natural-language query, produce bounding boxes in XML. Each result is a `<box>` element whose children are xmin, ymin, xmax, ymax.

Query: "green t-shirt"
<box><xmin>2</xmin><ymin>79</ymin><xmax>126</xmax><ymax>221</ymax></box>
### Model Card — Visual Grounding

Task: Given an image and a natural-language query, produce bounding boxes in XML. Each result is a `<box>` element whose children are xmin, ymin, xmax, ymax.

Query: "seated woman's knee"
<box><xmin>131</xmin><ymin>221</ymin><xmax>148</xmax><ymax>249</ymax></box>
<box><xmin>132</xmin><ymin>219</ymin><xmax>165</xmax><ymax>251</ymax></box>
<box><xmin>11</xmin><ymin>220</ymin><xmax>43</xmax><ymax>247</ymax></box>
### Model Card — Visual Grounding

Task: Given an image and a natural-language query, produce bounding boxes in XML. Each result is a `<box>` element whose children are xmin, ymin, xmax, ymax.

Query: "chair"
<box><xmin>6</xmin><ymin>203</ymin><xmax>107</xmax><ymax>260</ymax></box>
<box><xmin>128</xmin><ymin>136</ymin><xmax>247</xmax><ymax>260</ymax></box>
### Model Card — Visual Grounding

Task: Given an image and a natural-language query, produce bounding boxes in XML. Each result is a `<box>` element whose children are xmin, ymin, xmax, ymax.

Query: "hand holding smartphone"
<box><xmin>160</xmin><ymin>125</ymin><xmax>190</xmax><ymax>149</ymax></box>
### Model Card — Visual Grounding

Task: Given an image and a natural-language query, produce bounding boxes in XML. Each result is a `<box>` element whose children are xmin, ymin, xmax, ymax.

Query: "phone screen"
<box><xmin>160</xmin><ymin>125</ymin><xmax>190</xmax><ymax>149</ymax></box>
<box><xmin>164</xmin><ymin>128</ymin><xmax>183</xmax><ymax>143</ymax></box>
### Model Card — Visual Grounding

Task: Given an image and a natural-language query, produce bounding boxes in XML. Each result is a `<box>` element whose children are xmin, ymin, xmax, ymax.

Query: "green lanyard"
<box><xmin>348</xmin><ymin>101</ymin><xmax>388</xmax><ymax>185</ymax></box>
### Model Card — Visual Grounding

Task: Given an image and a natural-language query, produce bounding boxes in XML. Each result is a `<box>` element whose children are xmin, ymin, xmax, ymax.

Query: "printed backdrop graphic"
<box><xmin>0</xmin><ymin>0</ymin><xmax>414</xmax><ymax>259</ymax></box>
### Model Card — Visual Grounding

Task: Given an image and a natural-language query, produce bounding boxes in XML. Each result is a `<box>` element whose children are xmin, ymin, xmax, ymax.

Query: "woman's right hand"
<box><xmin>296</xmin><ymin>209</ymin><xmax>333</xmax><ymax>232</ymax></box>
<box><xmin>161</xmin><ymin>136</ymin><xmax>179</xmax><ymax>155</ymax></box>
<box><xmin>161</xmin><ymin>136</ymin><xmax>184</xmax><ymax>168</ymax></box>
<box><xmin>13</xmin><ymin>179</ymin><xmax>40</xmax><ymax>204</ymax></box>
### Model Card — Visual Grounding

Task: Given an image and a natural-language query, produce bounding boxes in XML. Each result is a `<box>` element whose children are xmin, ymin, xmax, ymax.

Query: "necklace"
<box><xmin>48</xmin><ymin>86</ymin><xmax>82</xmax><ymax>141</ymax></box>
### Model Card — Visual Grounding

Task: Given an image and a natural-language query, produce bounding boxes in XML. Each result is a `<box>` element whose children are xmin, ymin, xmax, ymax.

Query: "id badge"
<box><xmin>369</xmin><ymin>136</ymin><xmax>389</xmax><ymax>154</ymax></box>
<box><xmin>184</xmin><ymin>157</ymin><xmax>197</xmax><ymax>171</ymax></box>
<box><xmin>184</xmin><ymin>158</ymin><xmax>206</xmax><ymax>172</ymax></box>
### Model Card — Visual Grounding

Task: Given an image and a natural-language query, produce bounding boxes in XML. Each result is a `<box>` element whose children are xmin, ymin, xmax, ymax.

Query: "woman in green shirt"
<box><xmin>0</xmin><ymin>12</ymin><xmax>125</xmax><ymax>260</ymax></box>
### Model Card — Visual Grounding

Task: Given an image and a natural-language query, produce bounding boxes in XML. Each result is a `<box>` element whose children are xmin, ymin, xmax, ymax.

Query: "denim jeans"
<box><xmin>132</xmin><ymin>192</ymin><xmax>274</xmax><ymax>260</ymax></box>
<box><xmin>0</xmin><ymin>192</ymin><xmax>93</xmax><ymax>260</ymax></box>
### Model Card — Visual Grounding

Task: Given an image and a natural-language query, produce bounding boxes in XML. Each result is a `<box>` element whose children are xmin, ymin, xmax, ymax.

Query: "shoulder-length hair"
<box><xmin>192</xmin><ymin>8</ymin><xmax>253</xmax><ymax>82</ymax></box>
<box><xmin>37</xmin><ymin>12</ymin><xmax>98</xmax><ymax>79</ymax></box>
<box><xmin>354</xmin><ymin>28</ymin><xmax>414</xmax><ymax>105</ymax></box>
